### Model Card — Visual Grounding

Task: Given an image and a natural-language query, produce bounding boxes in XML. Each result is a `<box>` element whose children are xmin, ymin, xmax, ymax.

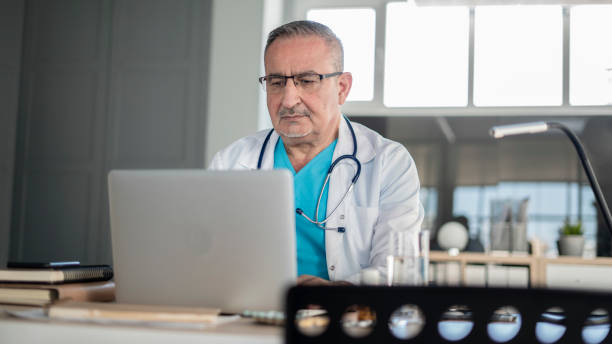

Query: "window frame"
<box><xmin>291</xmin><ymin>0</ymin><xmax>612</xmax><ymax>117</ymax></box>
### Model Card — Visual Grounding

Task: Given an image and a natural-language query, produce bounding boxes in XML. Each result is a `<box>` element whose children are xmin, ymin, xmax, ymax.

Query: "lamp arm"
<box><xmin>547</xmin><ymin>122</ymin><xmax>612</xmax><ymax>234</ymax></box>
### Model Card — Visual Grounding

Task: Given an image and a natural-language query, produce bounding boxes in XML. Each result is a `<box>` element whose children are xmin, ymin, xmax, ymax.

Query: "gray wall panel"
<box><xmin>0</xmin><ymin>71</ymin><xmax>19</xmax><ymax>160</ymax></box>
<box><xmin>112</xmin><ymin>70</ymin><xmax>188</xmax><ymax>165</ymax></box>
<box><xmin>12</xmin><ymin>0</ymin><xmax>111</xmax><ymax>264</ymax></box>
<box><xmin>96</xmin><ymin>0</ymin><xmax>211</xmax><ymax>264</ymax></box>
<box><xmin>35</xmin><ymin>0</ymin><xmax>102</xmax><ymax>62</ymax></box>
<box><xmin>10</xmin><ymin>0</ymin><xmax>212</xmax><ymax>265</ymax></box>
<box><xmin>29</xmin><ymin>71</ymin><xmax>97</xmax><ymax>162</ymax></box>
<box><xmin>115</xmin><ymin>0</ymin><xmax>192</xmax><ymax>62</ymax></box>
<box><xmin>0</xmin><ymin>0</ymin><xmax>24</xmax><ymax>268</ymax></box>
<box><xmin>0</xmin><ymin>0</ymin><xmax>24</xmax><ymax>67</ymax></box>
<box><xmin>21</xmin><ymin>172</ymin><xmax>91</xmax><ymax>261</ymax></box>
<box><xmin>97</xmin><ymin>0</ymin><xmax>211</xmax><ymax>264</ymax></box>
<box><xmin>0</xmin><ymin>167</ymin><xmax>10</xmax><ymax>266</ymax></box>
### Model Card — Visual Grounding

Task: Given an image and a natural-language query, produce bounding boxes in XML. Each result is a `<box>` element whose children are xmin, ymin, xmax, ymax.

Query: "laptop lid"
<box><xmin>108</xmin><ymin>169</ymin><xmax>296</xmax><ymax>313</ymax></box>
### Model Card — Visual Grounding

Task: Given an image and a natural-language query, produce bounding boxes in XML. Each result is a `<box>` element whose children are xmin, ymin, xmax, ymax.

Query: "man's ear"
<box><xmin>337</xmin><ymin>72</ymin><xmax>353</xmax><ymax>105</ymax></box>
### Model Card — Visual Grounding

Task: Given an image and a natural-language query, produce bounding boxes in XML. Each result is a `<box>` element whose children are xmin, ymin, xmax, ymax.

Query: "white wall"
<box><xmin>257</xmin><ymin>0</ymin><xmax>284</xmax><ymax>131</ymax></box>
<box><xmin>206</xmin><ymin>0</ymin><xmax>274</xmax><ymax>165</ymax></box>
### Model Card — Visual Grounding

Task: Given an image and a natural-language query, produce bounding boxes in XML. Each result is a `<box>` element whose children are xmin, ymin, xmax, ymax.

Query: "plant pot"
<box><xmin>558</xmin><ymin>235</ymin><xmax>584</xmax><ymax>256</ymax></box>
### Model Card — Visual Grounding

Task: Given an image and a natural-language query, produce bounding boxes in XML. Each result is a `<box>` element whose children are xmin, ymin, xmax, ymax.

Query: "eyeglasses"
<box><xmin>258</xmin><ymin>72</ymin><xmax>343</xmax><ymax>94</ymax></box>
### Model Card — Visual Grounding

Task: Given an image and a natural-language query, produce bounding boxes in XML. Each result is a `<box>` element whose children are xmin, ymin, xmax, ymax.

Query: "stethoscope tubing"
<box><xmin>257</xmin><ymin>116</ymin><xmax>361</xmax><ymax>231</ymax></box>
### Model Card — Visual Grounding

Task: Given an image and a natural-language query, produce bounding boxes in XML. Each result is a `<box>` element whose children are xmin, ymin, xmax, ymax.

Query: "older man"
<box><xmin>210</xmin><ymin>20</ymin><xmax>423</xmax><ymax>285</ymax></box>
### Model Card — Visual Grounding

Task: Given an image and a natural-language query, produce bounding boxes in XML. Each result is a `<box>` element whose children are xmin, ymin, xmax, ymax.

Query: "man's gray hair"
<box><xmin>265</xmin><ymin>20</ymin><xmax>344</xmax><ymax>72</ymax></box>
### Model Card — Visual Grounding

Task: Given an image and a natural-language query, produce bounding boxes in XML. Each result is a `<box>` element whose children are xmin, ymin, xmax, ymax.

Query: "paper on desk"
<box><xmin>4</xmin><ymin>307</ymin><xmax>45</xmax><ymax>320</ymax></box>
<box><xmin>5</xmin><ymin>308</ymin><xmax>240</xmax><ymax>330</ymax></box>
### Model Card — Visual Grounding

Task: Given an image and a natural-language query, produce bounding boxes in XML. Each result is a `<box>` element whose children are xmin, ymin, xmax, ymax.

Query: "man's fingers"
<box><xmin>297</xmin><ymin>275</ymin><xmax>328</xmax><ymax>285</ymax></box>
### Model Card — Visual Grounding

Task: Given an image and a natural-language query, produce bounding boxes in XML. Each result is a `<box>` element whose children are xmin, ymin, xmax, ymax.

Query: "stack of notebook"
<box><xmin>0</xmin><ymin>262</ymin><xmax>115</xmax><ymax>306</ymax></box>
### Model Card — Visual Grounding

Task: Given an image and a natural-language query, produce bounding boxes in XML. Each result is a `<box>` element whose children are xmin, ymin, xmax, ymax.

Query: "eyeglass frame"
<box><xmin>258</xmin><ymin>71</ymin><xmax>343</xmax><ymax>93</ymax></box>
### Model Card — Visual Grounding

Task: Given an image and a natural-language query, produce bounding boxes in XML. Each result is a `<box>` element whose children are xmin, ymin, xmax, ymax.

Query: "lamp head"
<box><xmin>489</xmin><ymin>121</ymin><xmax>550</xmax><ymax>139</ymax></box>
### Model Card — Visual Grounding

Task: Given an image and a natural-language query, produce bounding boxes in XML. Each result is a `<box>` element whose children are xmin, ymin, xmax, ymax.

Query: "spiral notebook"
<box><xmin>0</xmin><ymin>265</ymin><xmax>113</xmax><ymax>284</ymax></box>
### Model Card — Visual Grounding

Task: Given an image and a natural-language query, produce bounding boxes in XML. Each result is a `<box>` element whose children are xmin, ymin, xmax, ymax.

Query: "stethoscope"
<box><xmin>257</xmin><ymin>116</ymin><xmax>361</xmax><ymax>233</ymax></box>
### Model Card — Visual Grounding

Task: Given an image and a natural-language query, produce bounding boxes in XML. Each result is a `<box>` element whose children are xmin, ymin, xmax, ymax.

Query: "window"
<box><xmin>295</xmin><ymin>1</ymin><xmax>612</xmax><ymax>116</ymax></box>
<box><xmin>307</xmin><ymin>8</ymin><xmax>376</xmax><ymax>101</ymax></box>
<box><xmin>453</xmin><ymin>182</ymin><xmax>597</xmax><ymax>255</ymax></box>
<box><xmin>421</xmin><ymin>187</ymin><xmax>438</xmax><ymax>231</ymax></box>
<box><xmin>570</xmin><ymin>5</ymin><xmax>612</xmax><ymax>106</ymax></box>
<box><xmin>473</xmin><ymin>6</ymin><xmax>563</xmax><ymax>106</ymax></box>
<box><xmin>385</xmin><ymin>3</ymin><xmax>469</xmax><ymax>107</ymax></box>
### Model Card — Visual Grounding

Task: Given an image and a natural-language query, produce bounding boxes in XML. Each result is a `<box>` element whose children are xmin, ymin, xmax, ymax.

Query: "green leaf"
<box><xmin>560</xmin><ymin>221</ymin><xmax>583</xmax><ymax>236</ymax></box>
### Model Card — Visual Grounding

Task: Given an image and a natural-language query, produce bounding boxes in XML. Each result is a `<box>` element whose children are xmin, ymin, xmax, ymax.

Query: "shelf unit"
<box><xmin>429</xmin><ymin>251</ymin><xmax>612</xmax><ymax>289</ymax></box>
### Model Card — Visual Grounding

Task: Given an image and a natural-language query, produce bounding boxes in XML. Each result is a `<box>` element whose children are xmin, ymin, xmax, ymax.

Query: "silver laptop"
<box><xmin>108</xmin><ymin>170</ymin><xmax>296</xmax><ymax>313</ymax></box>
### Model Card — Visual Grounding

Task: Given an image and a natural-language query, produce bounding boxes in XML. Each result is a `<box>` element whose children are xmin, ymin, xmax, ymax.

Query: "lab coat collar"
<box><xmin>334</xmin><ymin>115</ymin><xmax>375</xmax><ymax>165</ymax></box>
<box><xmin>238</xmin><ymin>114</ymin><xmax>376</xmax><ymax>170</ymax></box>
<box><xmin>238</xmin><ymin>129</ymin><xmax>279</xmax><ymax>170</ymax></box>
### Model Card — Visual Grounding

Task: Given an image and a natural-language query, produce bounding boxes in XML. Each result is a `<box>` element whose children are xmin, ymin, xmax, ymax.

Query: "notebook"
<box><xmin>0</xmin><ymin>280</ymin><xmax>115</xmax><ymax>306</ymax></box>
<box><xmin>0</xmin><ymin>265</ymin><xmax>113</xmax><ymax>284</ymax></box>
<box><xmin>108</xmin><ymin>170</ymin><xmax>296</xmax><ymax>313</ymax></box>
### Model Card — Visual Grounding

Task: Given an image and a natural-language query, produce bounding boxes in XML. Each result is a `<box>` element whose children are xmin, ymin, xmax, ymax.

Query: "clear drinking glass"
<box><xmin>387</xmin><ymin>230</ymin><xmax>430</xmax><ymax>286</ymax></box>
<box><xmin>419</xmin><ymin>229</ymin><xmax>430</xmax><ymax>285</ymax></box>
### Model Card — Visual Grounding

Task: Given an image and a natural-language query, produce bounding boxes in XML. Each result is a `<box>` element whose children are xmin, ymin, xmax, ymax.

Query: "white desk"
<box><xmin>0</xmin><ymin>308</ymin><xmax>282</xmax><ymax>344</ymax></box>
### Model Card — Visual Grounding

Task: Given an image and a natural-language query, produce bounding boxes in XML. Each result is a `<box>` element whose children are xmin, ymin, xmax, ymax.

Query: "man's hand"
<box><xmin>297</xmin><ymin>274</ymin><xmax>352</xmax><ymax>286</ymax></box>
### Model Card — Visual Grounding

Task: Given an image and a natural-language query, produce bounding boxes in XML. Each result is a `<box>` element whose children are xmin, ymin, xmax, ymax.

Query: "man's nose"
<box><xmin>280</xmin><ymin>79</ymin><xmax>301</xmax><ymax>109</ymax></box>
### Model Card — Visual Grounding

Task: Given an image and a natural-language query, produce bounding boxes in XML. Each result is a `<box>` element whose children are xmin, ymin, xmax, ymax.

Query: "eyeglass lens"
<box><xmin>263</xmin><ymin>73</ymin><xmax>322</xmax><ymax>93</ymax></box>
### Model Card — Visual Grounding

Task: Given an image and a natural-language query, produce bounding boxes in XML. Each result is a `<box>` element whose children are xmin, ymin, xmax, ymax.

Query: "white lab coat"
<box><xmin>209</xmin><ymin>117</ymin><xmax>424</xmax><ymax>284</ymax></box>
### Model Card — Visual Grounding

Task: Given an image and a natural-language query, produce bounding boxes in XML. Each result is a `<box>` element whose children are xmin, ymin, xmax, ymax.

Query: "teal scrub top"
<box><xmin>274</xmin><ymin>138</ymin><xmax>337</xmax><ymax>280</ymax></box>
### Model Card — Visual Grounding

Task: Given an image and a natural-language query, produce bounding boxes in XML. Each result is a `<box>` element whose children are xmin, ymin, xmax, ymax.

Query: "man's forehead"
<box><xmin>266</xmin><ymin>35</ymin><xmax>328</xmax><ymax>57</ymax></box>
<box><xmin>264</xmin><ymin>35</ymin><xmax>334</xmax><ymax>72</ymax></box>
<box><xmin>269</xmin><ymin>34</ymin><xmax>325</xmax><ymax>46</ymax></box>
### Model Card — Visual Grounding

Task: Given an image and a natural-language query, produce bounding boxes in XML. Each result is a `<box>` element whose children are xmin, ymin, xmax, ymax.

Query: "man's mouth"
<box><xmin>280</xmin><ymin>114</ymin><xmax>307</xmax><ymax>119</ymax></box>
<box><xmin>278</xmin><ymin>107</ymin><xmax>311</xmax><ymax>119</ymax></box>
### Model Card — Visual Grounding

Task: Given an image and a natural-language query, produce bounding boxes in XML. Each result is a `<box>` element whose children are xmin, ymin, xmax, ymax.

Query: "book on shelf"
<box><xmin>0</xmin><ymin>280</ymin><xmax>116</xmax><ymax>306</ymax></box>
<box><xmin>0</xmin><ymin>265</ymin><xmax>113</xmax><ymax>284</ymax></box>
<box><xmin>48</xmin><ymin>301</ymin><xmax>220</xmax><ymax>324</ymax></box>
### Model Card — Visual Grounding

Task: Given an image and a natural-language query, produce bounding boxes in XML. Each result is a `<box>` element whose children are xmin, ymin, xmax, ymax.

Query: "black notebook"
<box><xmin>0</xmin><ymin>265</ymin><xmax>113</xmax><ymax>284</ymax></box>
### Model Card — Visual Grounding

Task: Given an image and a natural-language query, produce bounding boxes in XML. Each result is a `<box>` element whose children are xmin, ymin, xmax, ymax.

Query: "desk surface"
<box><xmin>0</xmin><ymin>306</ymin><xmax>282</xmax><ymax>344</ymax></box>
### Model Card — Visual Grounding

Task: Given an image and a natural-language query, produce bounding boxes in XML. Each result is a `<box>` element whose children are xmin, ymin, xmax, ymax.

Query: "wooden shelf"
<box><xmin>429</xmin><ymin>251</ymin><xmax>612</xmax><ymax>288</ymax></box>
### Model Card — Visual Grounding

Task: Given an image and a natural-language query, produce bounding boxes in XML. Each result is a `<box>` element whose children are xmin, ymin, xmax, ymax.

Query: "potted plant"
<box><xmin>557</xmin><ymin>221</ymin><xmax>584</xmax><ymax>256</ymax></box>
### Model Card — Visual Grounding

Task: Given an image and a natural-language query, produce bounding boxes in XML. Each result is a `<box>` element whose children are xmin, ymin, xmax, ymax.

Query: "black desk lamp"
<box><xmin>489</xmin><ymin>121</ymin><xmax>612</xmax><ymax>234</ymax></box>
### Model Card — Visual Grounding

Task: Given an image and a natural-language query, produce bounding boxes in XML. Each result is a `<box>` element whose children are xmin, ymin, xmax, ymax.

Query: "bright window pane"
<box><xmin>570</xmin><ymin>5</ymin><xmax>612</xmax><ymax>105</ymax></box>
<box><xmin>474</xmin><ymin>6</ymin><xmax>563</xmax><ymax>106</ymax></box>
<box><xmin>384</xmin><ymin>3</ymin><xmax>469</xmax><ymax>107</ymax></box>
<box><xmin>307</xmin><ymin>8</ymin><xmax>375</xmax><ymax>101</ymax></box>
<box><xmin>453</xmin><ymin>182</ymin><xmax>596</xmax><ymax>255</ymax></box>
<box><xmin>420</xmin><ymin>187</ymin><xmax>438</xmax><ymax>230</ymax></box>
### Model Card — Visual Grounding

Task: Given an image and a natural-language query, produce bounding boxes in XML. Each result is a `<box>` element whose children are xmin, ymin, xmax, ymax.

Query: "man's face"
<box><xmin>264</xmin><ymin>35</ymin><xmax>352</xmax><ymax>145</ymax></box>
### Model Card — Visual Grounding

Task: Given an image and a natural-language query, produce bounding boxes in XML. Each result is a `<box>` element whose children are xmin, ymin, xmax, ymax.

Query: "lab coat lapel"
<box><xmin>326</xmin><ymin>117</ymin><xmax>354</xmax><ymax>229</ymax></box>
<box><xmin>324</xmin><ymin>116</ymin><xmax>376</xmax><ymax>279</ymax></box>
<box><xmin>238</xmin><ymin>129</ymin><xmax>278</xmax><ymax>170</ymax></box>
<box><xmin>327</xmin><ymin>116</ymin><xmax>376</xmax><ymax>195</ymax></box>
<box><xmin>325</xmin><ymin>120</ymin><xmax>348</xmax><ymax>279</ymax></box>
